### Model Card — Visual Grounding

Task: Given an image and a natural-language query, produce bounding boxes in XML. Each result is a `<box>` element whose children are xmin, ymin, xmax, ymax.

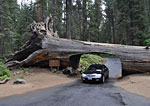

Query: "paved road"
<box><xmin>0</xmin><ymin>58</ymin><xmax>150</xmax><ymax>106</ymax></box>
<box><xmin>104</xmin><ymin>58</ymin><xmax>122</xmax><ymax>78</ymax></box>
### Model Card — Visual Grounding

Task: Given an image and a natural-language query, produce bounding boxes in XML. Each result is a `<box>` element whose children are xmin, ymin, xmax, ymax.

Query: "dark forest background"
<box><xmin>1</xmin><ymin>0</ymin><xmax>150</xmax><ymax>57</ymax></box>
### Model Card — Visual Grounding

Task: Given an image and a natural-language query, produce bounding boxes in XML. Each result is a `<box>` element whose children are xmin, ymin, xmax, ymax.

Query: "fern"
<box><xmin>0</xmin><ymin>63</ymin><xmax>11</xmax><ymax>81</ymax></box>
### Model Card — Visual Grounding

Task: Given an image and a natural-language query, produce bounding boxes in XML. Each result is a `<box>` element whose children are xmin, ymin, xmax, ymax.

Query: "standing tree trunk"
<box><xmin>129</xmin><ymin>0</ymin><xmax>134</xmax><ymax>45</ymax></box>
<box><xmin>82</xmin><ymin>0</ymin><xmax>88</xmax><ymax>41</ymax></box>
<box><xmin>66</xmin><ymin>0</ymin><xmax>72</xmax><ymax>39</ymax></box>
<box><xmin>37</xmin><ymin>0</ymin><xmax>42</xmax><ymax>22</ymax></box>
<box><xmin>76</xmin><ymin>0</ymin><xmax>83</xmax><ymax>39</ymax></box>
<box><xmin>111</xmin><ymin>15</ymin><xmax>115</xmax><ymax>44</ymax></box>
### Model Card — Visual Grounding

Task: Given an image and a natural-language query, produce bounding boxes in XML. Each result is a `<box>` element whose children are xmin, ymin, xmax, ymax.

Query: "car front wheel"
<box><xmin>81</xmin><ymin>78</ymin><xmax>86</xmax><ymax>83</ymax></box>
<box><xmin>101</xmin><ymin>76</ymin><xmax>105</xmax><ymax>83</ymax></box>
<box><xmin>106</xmin><ymin>73</ymin><xmax>109</xmax><ymax>78</ymax></box>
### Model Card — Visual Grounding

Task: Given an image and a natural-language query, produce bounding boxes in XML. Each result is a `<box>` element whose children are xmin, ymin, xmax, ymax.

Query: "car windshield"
<box><xmin>83</xmin><ymin>65</ymin><xmax>103</xmax><ymax>74</ymax></box>
<box><xmin>84</xmin><ymin>70</ymin><xmax>101</xmax><ymax>74</ymax></box>
<box><xmin>88</xmin><ymin>65</ymin><xmax>103</xmax><ymax>70</ymax></box>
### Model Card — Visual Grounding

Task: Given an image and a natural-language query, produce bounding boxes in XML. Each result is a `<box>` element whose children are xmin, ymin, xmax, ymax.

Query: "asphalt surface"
<box><xmin>0</xmin><ymin>58</ymin><xmax>150</xmax><ymax>106</ymax></box>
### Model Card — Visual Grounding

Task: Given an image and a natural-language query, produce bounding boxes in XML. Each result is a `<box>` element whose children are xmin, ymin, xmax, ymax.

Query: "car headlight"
<box><xmin>94</xmin><ymin>74</ymin><xmax>102</xmax><ymax>78</ymax></box>
<box><xmin>82</xmin><ymin>74</ymin><xmax>87</xmax><ymax>77</ymax></box>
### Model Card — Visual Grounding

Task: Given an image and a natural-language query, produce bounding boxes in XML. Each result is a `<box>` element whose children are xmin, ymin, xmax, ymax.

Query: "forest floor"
<box><xmin>0</xmin><ymin>67</ymin><xmax>79</xmax><ymax>98</ymax></box>
<box><xmin>114</xmin><ymin>74</ymin><xmax>150</xmax><ymax>98</ymax></box>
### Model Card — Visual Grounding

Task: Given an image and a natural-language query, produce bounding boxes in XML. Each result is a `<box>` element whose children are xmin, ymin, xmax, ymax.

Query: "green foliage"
<box><xmin>56</xmin><ymin>71</ymin><xmax>61</xmax><ymax>74</ymax></box>
<box><xmin>102</xmin><ymin>0</ymin><xmax>149</xmax><ymax>45</ymax></box>
<box><xmin>144</xmin><ymin>39</ymin><xmax>150</xmax><ymax>46</ymax></box>
<box><xmin>88</xmin><ymin>0</ymin><xmax>102</xmax><ymax>42</ymax></box>
<box><xmin>13</xmin><ymin>71</ymin><xmax>18</xmax><ymax>76</ymax></box>
<box><xmin>16</xmin><ymin>76</ymin><xmax>24</xmax><ymax>79</ymax></box>
<box><xmin>0</xmin><ymin>0</ymin><xmax>19</xmax><ymax>56</ymax></box>
<box><xmin>20</xmin><ymin>67</ymin><xmax>30</xmax><ymax>75</ymax></box>
<box><xmin>51</xmin><ymin>68</ymin><xmax>58</xmax><ymax>73</ymax></box>
<box><xmin>0</xmin><ymin>58</ymin><xmax>6</xmax><ymax>63</ymax></box>
<box><xmin>14</xmin><ymin>2</ymin><xmax>36</xmax><ymax>50</ymax></box>
<box><xmin>79</xmin><ymin>54</ymin><xmax>104</xmax><ymax>71</ymax></box>
<box><xmin>0</xmin><ymin>63</ymin><xmax>11</xmax><ymax>81</ymax></box>
<box><xmin>13</xmin><ymin>67</ymin><xmax>30</xmax><ymax>76</ymax></box>
<box><xmin>0</xmin><ymin>75</ymin><xmax>8</xmax><ymax>81</ymax></box>
<box><xmin>97</xmin><ymin>54</ymin><xmax>118</xmax><ymax>58</ymax></box>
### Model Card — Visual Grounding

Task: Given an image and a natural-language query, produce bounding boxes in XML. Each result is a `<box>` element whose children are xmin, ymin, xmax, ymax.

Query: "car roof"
<box><xmin>89</xmin><ymin>64</ymin><xmax>104</xmax><ymax>66</ymax></box>
<box><xmin>87</xmin><ymin>64</ymin><xmax>105</xmax><ymax>69</ymax></box>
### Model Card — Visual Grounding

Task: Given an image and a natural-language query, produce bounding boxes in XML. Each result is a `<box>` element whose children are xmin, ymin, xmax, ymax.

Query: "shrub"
<box><xmin>0</xmin><ymin>63</ymin><xmax>11</xmax><ymax>81</ymax></box>
<box><xmin>17</xmin><ymin>76</ymin><xmax>24</xmax><ymax>79</ymax></box>
<box><xmin>51</xmin><ymin>68</ymin><xmax>57</xmax><ymax>73</ymax></box>
<box><xmin>97</xmin><ymin>54</ymin><xmax>118</xmax><ymax>58</ymax></box>
<box><xmin>20</xmin><ymin>67</ymin><xmax>30</xmax><ymax>75</ymax></box>
<box><xmin>79</xmin><ymin>54</ymin><xmax>104</xmax><ymax>72</ymax></box>
<box><xmin>0</xmin><ymin>75</ymin><xmax>8</xmax><ymax>81</ymax></box>
<box><xmin>0</xmin><ymin>58</ymin><xmax>6</xmax><ymax>63</ymax></box>
<box><xmin>145</xmin><ymin>39</ymin><xmax>150</xmax><ymax>46</ymax></box>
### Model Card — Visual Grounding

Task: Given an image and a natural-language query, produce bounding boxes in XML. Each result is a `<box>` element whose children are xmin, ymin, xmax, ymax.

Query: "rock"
<box><xmin>130</xmin><ymin>80</ymin><xmax>135</xmax><ymax>83</ymax></box>
<box><xmin>145</xmin><ymin>46</ymin><xmax>149</xmax><ymax>50</ymax></box>
<box><xmin>63</xmin><ymin>67</ymin><xmax>73</xmax><ymax>75</ymax></box>
<box><xmin>16</xmin><ymin>72</ymin><xmax>20</xmax><ymax>74</ymax></box>
<box><xmin>63</xmin><ymin>69</ymin><xmax>70</xmax><ymax>75</ymax></box>
<box><xmin>67</xmin><ymin>67</ymin><xmax>73</xmax><ymax>73</ymax></box>
<box><xmin>13</xmin><ymin>78</ymin><xmax>26</xmax><ymax>84</ymax></box>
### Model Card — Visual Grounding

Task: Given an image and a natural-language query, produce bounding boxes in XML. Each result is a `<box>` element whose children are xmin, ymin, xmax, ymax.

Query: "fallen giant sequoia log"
<box><xmin>5</xmin><ymin>16</ymin><xmax>150</xmax><ymax>76</ymax></box>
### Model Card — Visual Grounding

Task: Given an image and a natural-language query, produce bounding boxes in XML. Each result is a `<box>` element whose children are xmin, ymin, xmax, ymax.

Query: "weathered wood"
<box><xmin>121</xmin><ymin>60</ymin><xmax>150</xmax><ymax>76</ymax></box>
<box><xmin>5</xmin><ymin>16</ymin><xmax>150</xmax><ymax>76</ymax></box>
<box><xmin>0</xmin><ymin>78</ymin><xmax>10</xmax><ymax>84</ymax></box>
<box><xmin>43</xmin><ymin>38</ymin><xmax>150</xmax><ymax>61</ymax></box>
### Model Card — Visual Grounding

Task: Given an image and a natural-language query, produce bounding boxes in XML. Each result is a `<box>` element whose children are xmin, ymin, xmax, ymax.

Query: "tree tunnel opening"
<box><xmin>69</xmin><ymin>53</ymin><xmax>122</xmax><ymax>78</ymax></box>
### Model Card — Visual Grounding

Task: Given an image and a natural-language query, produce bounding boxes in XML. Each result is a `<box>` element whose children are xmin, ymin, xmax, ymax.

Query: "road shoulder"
<box><xmin>114</xmin><ymin>74</ymin><xmax>150</xmax><ymax>98</ymax></box>
<box><xmin>0</xmin><ymin>67</ymin><xmax>78</xmax><ymax>98</ymax></box>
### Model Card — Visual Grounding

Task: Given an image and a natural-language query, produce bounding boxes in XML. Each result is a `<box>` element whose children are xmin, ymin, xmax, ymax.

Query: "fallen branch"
<box><xmin>0</xmin><ymin>78</ymin><xmax>10</xmax><ymax>84</ymax></box>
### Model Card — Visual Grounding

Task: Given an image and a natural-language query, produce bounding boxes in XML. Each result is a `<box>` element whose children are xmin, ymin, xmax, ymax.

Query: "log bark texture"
<box><xmin>5</xmin><ymin>16</ymin><xmax>150</xmax><ymax>75</ymax></box>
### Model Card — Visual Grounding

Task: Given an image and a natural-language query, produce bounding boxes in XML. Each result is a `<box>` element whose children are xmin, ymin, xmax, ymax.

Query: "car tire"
<box><xmin>82</xmin><ymin>79</ymin><xmax>86</xmax><ymax>83</ymax></box>
<box><xmin>101</xmin><ymin>76</ymin><xmax>105</xmax><ymax>83</ymax></box>
<box><xmin>106</xmin><ymin>73</ymin><xmax>109</xmax><ymax>78</ymax></box>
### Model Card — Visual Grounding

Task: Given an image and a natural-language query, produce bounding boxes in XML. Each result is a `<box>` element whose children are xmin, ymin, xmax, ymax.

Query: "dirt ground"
<box><xmin>1</xmin><ymin>67</ymin><xmax>150</xmax><ymax>99</ymax></box>
<box><xmin>114</xmin><ymin>74</ymin><xmax>150</xmax><ymax>98</ymax></box>
<box><xmin>0</xmin><ymin>68</ymin><xmax>78</xmax><ymax>98</ymax></box>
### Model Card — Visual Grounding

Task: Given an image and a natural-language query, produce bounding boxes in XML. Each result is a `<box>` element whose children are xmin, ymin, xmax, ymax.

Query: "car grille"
<box><xmin>87</xmin><ymin>74</ymin><xmax>95</xmax><ymax>77</ymax></box>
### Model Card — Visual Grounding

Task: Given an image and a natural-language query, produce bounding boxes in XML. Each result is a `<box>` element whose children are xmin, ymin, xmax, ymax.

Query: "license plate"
<box><xmin>88</xmin><ymin>77</ymin><xmax>92</xmax><ymax>80</ymax></box>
